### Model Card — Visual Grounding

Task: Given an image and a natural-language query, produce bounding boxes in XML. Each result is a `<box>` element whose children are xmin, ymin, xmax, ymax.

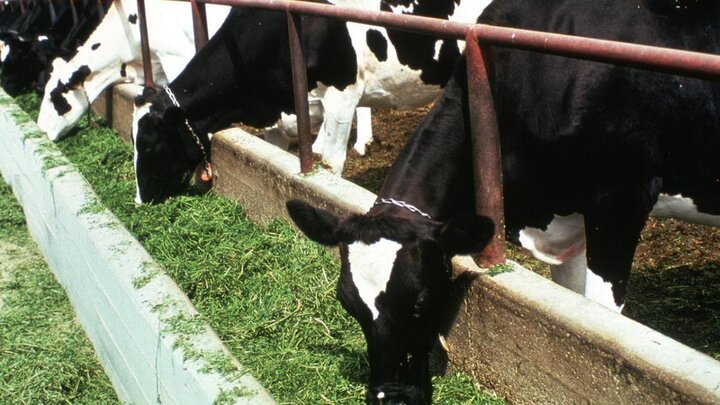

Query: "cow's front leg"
<box><xmin>264</xmin><ymin>99</ymin><xmax>324</xmax><ymax>150</ymax></box>
<box><xmin>550</xmin><ymin>251</ymin><xmax>587</xmax><ymax>295</ymax></box>
<box><xmin>518</xmin><ymin>213</ymin><xmax>589</xmax><ymax>294</ymax></box>
<box><xmin>583</xmin><ymin>180</ymin><xmax>660</xmax><ymax>312</ymax></box>
<box><xmin>353</xmin><ymin>106</ymin><xmax>373</xmax><ymax>155</ymax></box>
<box><xmin>313</xmin><ymin>83</ymin><xmax>363</xmax><ymax>174</ymax></box>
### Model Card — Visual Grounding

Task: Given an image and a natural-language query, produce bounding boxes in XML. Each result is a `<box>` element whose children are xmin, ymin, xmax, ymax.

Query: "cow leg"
<box><xmin>263</xmin><ymin>125</ymin><xmax>292</xmax><ymax>150</ymax></box>
<box><xmin>519</xmin><ymin>213</ymin><xmax>591</xmax><ymax>295</ymax></box>
<box><xmin>583</xmin><ymin>181</ymin><xmax>659</xmax><ymax>311</ymax></box>
<box><xmin>550</xmin><ymin>250</ymin><xmax>587</xmax><ymax>294</ymax></box>
<box><xmin>312</xmin><ymin>83</ymin><xmax>363</xmax><ymax>174</ymax></box>
<box><xmin>264</xmin><ymin>99</ymin><xmax>324</xmax><ymax>150</ymax></box>
<box><xmin>353</xmin><ymin>106</ymin><xmax>373</xmax><ymax>155</ymax></box>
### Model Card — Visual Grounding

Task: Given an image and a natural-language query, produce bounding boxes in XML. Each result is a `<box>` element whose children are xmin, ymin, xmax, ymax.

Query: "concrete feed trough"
<box><xmin>0</xmin><ymin>89</ymin><xmax>275</xmax><ymax>405</ymax></box>
<box><xmin>77</xmin><ymin>83</ymin><xmax>720</xmax><ymax>403</ymax></box>
<box><xmin>211</xmin><ymin>126</ymin><xmax>720</xmax><ymax>404</ymax></box>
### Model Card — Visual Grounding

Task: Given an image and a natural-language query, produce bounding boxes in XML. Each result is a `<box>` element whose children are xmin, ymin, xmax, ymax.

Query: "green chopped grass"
<box><xmin>42</xmin><ymin>112</ymin><xmax>502</xmax><ymax>403</ymax></box>
<box><xmin>13</xmin><ymin>92</ymin><xmax>40</xmax><ymax>122</ymax></box>
<box><xmin>0</xmin><ymin>182</ymin><xmax>120</xmax><ymax>404</ymax></box>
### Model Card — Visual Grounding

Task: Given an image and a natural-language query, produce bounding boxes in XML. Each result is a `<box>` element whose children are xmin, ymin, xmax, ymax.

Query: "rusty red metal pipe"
<box><xmin>175</xmin><ymin>0</ymin><xmax>470</xmax><ymax>39</ymax></box>
<box><xmin>136</xmin><ymin>0</ymin><xmax>154</xmax><ymax>88</ymax></box>
<box><xmin>470</xmin><ymin>24</ymin><xmax>720</xmax><ymax>81</ymax></box>
<box><xmin>465</xmin><ymin>33</ymin><xmax>506</xmax><ymax>266</ymax></box>
<box><xmin>176</xmin><ymin>0</ymin><xmax>720</xmax><ymax>80</ymax></box>
<box><xmin>190</xmin><ymin>0</ymin><xmax>209</xmax><ymax>51</ymax></box>
<box><xmin>285</xmin><ymin>11</ymin><xmax>314</xmax><ymax>173</ymax></box>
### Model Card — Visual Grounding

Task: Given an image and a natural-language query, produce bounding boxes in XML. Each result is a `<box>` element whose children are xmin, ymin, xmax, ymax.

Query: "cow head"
<box><xmin>286</xmin><ymin>200</ymin><xmax>494</xmax><ymax>404</ymax></box>
<box><xmin>132</xmin><ymin>87</ymin><xmax>211</xmax><ymax>204</ymax></box>
<box><xmin>37</xmin><ymin>58</ymin><xmax>91</xmax><ymax>141</ymax></box>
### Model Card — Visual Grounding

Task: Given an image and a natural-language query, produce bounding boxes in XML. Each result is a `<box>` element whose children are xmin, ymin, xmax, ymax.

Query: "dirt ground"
<box><xmin>341</xmin><ymin>106</ymin><xmax>720</xmax><ymax>358</ymax></box>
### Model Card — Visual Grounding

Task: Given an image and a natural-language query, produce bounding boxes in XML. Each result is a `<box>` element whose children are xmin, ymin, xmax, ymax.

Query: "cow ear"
<box><xmin>438</xmin><ymin>215</ymin><xmax>495</xmax><ymax>255</ymax></box>
<box><xmin>163</xmin><ymin>106</ymin><xmax>186</xmax><ymax>125</ymax></box>
<box><xmin>286</xmin><ymin>200</ymin><xmax>341</xmax><ymax>246</ymax></box>
<box><xmin>134</xmin><ymin>86</ymin><xmax>156</xmax><ymax>106</ymax></box>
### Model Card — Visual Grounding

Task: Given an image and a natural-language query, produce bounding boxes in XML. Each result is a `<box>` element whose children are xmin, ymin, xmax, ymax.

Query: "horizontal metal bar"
<box><xmin>470</xmin><ymin>25</ymin><xmax>720</xmax><ymax>81</ymax></box>
<box><xmin>171</xmin><ymin>0</ymin><xmax>472</xmax><ymax>38</ymax></box>
<box><xmin>171</xmin><ymin>0</ymin><xmax>720</xmax><ymax>80</ymax></box>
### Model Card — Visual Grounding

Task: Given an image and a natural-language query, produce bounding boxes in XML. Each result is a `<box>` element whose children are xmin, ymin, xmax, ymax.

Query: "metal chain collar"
<box><xmin>374</xmin><ymin>197</ymin><xmax>433</xmax><ymax>220</ymax></box>
<box><xmin>162</xmin><ymin>84</ymin><xmax>210</xmax><ymax>169</ymax></box>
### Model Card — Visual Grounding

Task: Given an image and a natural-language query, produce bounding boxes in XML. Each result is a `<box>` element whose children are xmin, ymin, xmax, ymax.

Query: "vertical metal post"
<box><xmin>465</xmin><ymin>30</ymin><xmax>506</xmax><ymax>267</ymax></box>
<box><xmin>136</xmin><ymin>0</ymin><xmax>154</xmax><ymax>88</ymax></box>
<box><xmin>286</xmin><ymin>11</ymin><xmax>314</xmax><ymax>173</ymax></box>
<box><xmin>190</xmin><ymin>0</ymin><xmax>209</xmax><ymax>51</ymax></box>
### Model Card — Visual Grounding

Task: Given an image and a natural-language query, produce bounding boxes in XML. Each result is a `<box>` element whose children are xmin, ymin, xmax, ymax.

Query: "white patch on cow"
<box><xmin>313</xmin><ymin>82</ymin><xmax>365</xmax><ymax>173</ymax></box>
<box><xmin>585</xmin><ymin>268</ymin><xmax>623</xmax><ymax>313</ymax></box>
<box><xmin>348</xmin><ymin>239</ymin><xmax>402</xmax><ymax>320</ymax></box>
<box><xmin>650</xmin><ymin>193</ymin><xmax>720</xmax><ymax>226</ymax></box>
<box><xmin>132</xmin><ymin>102</ymin><xmax>151</xmax><ymax>204</ymax></box>
<box><xmin>388</xmin><ymin>1</ymin><xmax>415</xmax><ymax>14</ymax></box>
<box><xmin>518</xmin><ymin>213</ymin><xmax>586</xmax><ymax>265</ymax></box>
<box><xmin>264</xmin><ymin>97</ymin><xmax>324</xmax><ymax>150</ymax></box>
<box><xmin>550</xmin><ymin>250</ymin><xmax>587</xmax><ymax>294</ymax></box>
<box><xmin>37</xmin><ymin>35</ymin><xmax>49</xmax><ymax>42</ymax></box>
<box><xmin>353</xmin><ymin>106</ymin><xmax>373</xmax><ymax>155</ymax></box>
<box><xmin>433</xmin><ymin>39</ymin><xmax>443</xmax><ymax>62</ymax></box>
<box><xmin>0</xmin><ymin>42</ymin><xmax>8</xmax><ymax>63</ymax></box>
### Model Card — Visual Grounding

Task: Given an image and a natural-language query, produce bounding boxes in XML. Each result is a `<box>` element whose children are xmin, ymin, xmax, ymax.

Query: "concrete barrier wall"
<box><xmin>0</xmin><ymin>90</ymin><xmax>275</xmax><ymax>405</ymax></box>
<box><xmin>93</xmin><ymin>84</ymin><xmax>720</xmax><ymax>403</ymax></box>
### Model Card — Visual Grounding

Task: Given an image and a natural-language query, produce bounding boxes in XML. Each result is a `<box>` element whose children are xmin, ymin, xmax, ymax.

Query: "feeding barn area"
<box><xmin>1</xmin><ymin>0</ymin><xmax>720</xmax><ymax>403</ymax></box>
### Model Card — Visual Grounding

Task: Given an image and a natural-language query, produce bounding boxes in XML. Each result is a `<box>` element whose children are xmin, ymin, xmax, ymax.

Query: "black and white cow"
<box><xmin>0</xmin><ymin>0</ymin><xmax>56</xmax><ymax>95</ymax></box>
<box><xmin>0</xmin><ymin>0</ymin><xmax>108</xmax><ymax>96</ymax></box>
<box><xmin>288</xmin><ymin>0</ymin><xmax>720</xmax><ymax>402</ymax></box>
<box><xmin>36</xmin><ymin>0</ymin><xmax>229</xmax><ymax>140</ymax></box>
<box><xmin>132</xmin><ymin>0</ymin><xmax>489</xmax><ymax>204</ymax></box>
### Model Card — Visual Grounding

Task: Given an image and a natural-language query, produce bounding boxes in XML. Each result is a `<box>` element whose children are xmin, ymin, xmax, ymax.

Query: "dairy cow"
<box><xmin>36</xmin><ymin>0</ymin><xmax>229</xmax><ymax>140</ymax></box>
<box><xmin>132</xmin><ymin>0</ymin><xmax>489</xmax><ymax>203</ymax></box>
<box><xmin>287</xmin><ymin>0</ymin><xmax>720</xmax><ymax>402</ymax></box>
<box><xmin>0</xmin><ymin>0</ymin><xmax>102</xmax><ymax>96</ymax></box>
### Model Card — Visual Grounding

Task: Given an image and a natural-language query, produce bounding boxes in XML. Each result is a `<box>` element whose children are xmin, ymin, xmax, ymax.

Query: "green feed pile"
<box><xmin>0</xmin><ymin>180</ymin><xmax>120</xmax><ymax>403</ymax></box>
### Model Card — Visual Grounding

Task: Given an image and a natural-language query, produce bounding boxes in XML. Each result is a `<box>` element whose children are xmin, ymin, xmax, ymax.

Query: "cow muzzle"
<box><xmin>367</xmin><ymin>382</ymin><xmax>431</xmax><ymax>405</ymax></box>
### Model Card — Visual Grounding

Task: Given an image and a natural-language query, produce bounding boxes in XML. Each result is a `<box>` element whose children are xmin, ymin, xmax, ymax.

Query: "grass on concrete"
<box><xmin>0</xmin><ymin>180</ymin><xmax>120</xmax><ymax>404</ymax></box>
<box><xmin>24</xmin><ymin>99</ymin><xmax>503</xmax><ymax>403</ymax></box>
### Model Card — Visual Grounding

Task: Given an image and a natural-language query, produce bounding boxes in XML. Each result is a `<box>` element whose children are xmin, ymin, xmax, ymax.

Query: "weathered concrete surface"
<box><xmin>212</xmin><ymin>127</ymin><xmax>376</xmax><ymax>224</ymax></box>
<box><xmin>450</xmin><ymin>257</ymin><xmax>720</xmax><ymax>404</ymax></box>
<box><xmin>212</xmin><ymin>127</ymin><xmax>720</xmax><ymax>405</ymax></box>
<box><xmin>0</xmin><ymin>90</ymin><xmax>275</xmax><ymax>405</ymax></box>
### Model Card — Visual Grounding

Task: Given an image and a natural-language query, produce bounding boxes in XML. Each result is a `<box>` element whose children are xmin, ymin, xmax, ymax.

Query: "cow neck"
<box><xmin>371</xmin><ymin>65</ymin><xmax>475</xmax><ymax>222</ymax></box>
<box><xmin>161</xmin><ymin>84</ymin><xmax>211</xmax><ymax>170</ymax></box>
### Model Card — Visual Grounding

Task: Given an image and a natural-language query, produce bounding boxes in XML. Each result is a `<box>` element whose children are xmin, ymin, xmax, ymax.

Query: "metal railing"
<box><xmin>136</xmin><ymin>0</ymin><xmax>720</xmax><ymax>265</ymax></box>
